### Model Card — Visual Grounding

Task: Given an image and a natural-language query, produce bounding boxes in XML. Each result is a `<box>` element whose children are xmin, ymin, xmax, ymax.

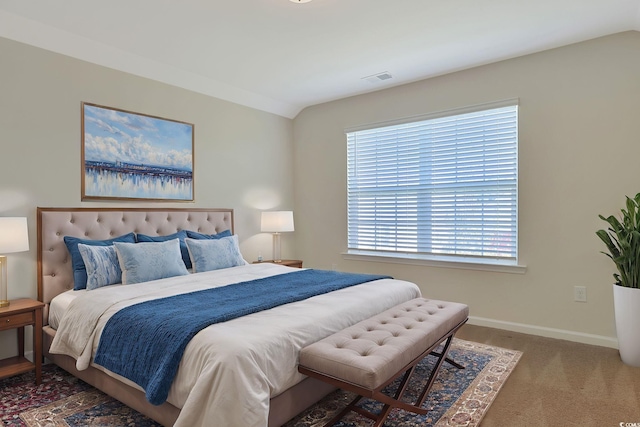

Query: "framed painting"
<box><xmin>81</xmin><ymin>102</ymin><xmax>194</xmax><ymax>201</ymax></box>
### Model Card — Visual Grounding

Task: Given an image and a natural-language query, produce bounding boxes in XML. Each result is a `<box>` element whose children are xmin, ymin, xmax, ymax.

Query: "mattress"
<box><xmin>49</xmin><ymin>263</ymin><xmax>422</xmax><ymax>427</ymax></box>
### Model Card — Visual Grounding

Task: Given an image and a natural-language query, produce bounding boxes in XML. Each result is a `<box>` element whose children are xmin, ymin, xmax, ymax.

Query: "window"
<box><xmin>346</xmin><ymin>101</ymin><xmax>518</xmax><ymax>265</ymax></box>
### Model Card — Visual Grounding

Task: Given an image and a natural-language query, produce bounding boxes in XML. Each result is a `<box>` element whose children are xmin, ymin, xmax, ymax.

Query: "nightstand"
<box><xmin>253</xmin><ymin>259</ymin><xmax>303</xmax><ymax>268</ymax></box>
<box><xmin>0</xmin><ymin>299</ymin><xmax>45</xmax><ymax>385</ymax></box>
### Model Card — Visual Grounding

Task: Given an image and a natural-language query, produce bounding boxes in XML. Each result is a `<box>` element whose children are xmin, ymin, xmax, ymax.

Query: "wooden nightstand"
<box><xmin>0</xmin><ymin>299</ymin><xmax>45</xmax><ymax>385</ymax></box>
<box><xmin>253</xmin><ymin>259</ymin><xmax>303</xmax><ymax>268</ymax></box>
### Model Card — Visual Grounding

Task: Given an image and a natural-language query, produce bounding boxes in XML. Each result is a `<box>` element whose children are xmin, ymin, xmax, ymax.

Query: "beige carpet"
<box><xmin>456</xmin><ymin>324</ymin><xmax>640</xmax><ymax>426</ymax></box>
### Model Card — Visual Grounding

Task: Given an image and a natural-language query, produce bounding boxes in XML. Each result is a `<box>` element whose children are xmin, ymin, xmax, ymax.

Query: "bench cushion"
<box><xmin>299</xmin><ymin>298</ymin><xmax>469</xmax><ymax>390</ymax></box>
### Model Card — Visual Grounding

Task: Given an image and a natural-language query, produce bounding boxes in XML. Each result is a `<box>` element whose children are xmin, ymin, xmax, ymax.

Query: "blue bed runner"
<box><xmin>93</xmin><ymin>269</ymin><xmax>391</xmax><ymax>405</ymax></box>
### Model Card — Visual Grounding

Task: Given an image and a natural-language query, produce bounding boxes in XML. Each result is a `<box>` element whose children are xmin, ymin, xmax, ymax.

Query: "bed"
<box><xmin>37</xmin><ymin>207</ymin><xmax>422</xmax><ymax>426</ymax></box>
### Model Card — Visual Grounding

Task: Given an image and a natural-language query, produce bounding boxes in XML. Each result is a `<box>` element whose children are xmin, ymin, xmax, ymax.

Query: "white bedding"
<box><xmin>49</xmin><ymin>263</ymin><xmax>422</xmax><ymax>427</ymax></box>
<box><xmin>48</xmin><ymin>289</ymin><xmax>82</xmax><ymax>330</ymax></box>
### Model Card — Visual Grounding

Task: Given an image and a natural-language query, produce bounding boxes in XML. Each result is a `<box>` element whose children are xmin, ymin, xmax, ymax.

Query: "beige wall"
<box><xmin>0</xmin><ymin>37</ymin><xmax>295</xmax><ymax>358</ymax></box>
<box><xmin>293</xmin><ymin>31</ymin><xmax>640</xmax><ymax>347</ymax></box>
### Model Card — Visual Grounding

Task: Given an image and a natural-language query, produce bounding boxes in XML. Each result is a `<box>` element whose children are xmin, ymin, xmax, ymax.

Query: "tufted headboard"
<box><xmin>37</xmin><ymin>207</ymin><xmax>234</xmax><ymax>325</ymax></box>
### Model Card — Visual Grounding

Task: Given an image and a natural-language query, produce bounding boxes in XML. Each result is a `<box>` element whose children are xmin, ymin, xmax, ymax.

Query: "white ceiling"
<box><xmin>1</xmin><ymin>0</ymin><xmax>639</xmax><ymax>118</ymax></box>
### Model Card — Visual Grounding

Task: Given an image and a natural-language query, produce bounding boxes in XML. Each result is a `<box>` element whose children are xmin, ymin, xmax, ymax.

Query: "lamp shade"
<box><xmin>261</xmin><ymin>211</ymin><xmax>294</xmax><ymax>233</ymax></box>
<box><xmin>0</xmin><ymin>217</ymin><xmax>29</xmax><ymax>253</ymax></box>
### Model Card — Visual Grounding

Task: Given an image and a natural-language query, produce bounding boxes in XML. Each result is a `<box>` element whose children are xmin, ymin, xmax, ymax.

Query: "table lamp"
<box><xmin>0</xmin><ymin>217</ymin><xmax>29</xmax><ymax>308</ymax></box>
<box><xmin>261</xmin><ymin>211</ymin><xmax>294</xmax><ymax>263</ymax></box>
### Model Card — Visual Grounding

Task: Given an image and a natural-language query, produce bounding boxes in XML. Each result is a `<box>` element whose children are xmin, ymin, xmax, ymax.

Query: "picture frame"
<box><xmin>81</xmin><ymin>102</ymin><xmax>194</xmax><ymax>202</ymax></box>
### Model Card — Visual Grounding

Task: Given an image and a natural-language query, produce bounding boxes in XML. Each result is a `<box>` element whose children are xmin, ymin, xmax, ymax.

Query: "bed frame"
<box><xmin>36</xmin><ymin>207</ymin><xmax>334</xmax><ymax>427</ymax></box>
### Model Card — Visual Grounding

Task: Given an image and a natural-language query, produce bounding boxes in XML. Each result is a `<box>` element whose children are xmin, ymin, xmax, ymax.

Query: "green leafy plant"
<box><xmin>596</xmin><ymin>193</ymin><xmax>640</xmax><ymax>288</ymax></box>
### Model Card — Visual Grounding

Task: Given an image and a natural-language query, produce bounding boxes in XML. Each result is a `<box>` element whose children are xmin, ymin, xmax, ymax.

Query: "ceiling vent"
<box><xmin>362</xmin><ymin>72</ymin><xmax>393</xmax><ymax>84</ymax></box>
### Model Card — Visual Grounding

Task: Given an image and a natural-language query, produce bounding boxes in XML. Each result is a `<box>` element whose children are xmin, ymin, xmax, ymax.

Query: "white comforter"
<box><xmin>50</xmin><ymin>263</ymin><xmax>421</xmax><ymax>427</ymax></box>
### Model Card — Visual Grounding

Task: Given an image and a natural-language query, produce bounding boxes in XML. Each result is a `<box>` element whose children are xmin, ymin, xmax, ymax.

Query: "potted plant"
<box><xmin>596</xmin><ymin>193</ymin><xmax>640</xmax><ymax>367</ymax></box>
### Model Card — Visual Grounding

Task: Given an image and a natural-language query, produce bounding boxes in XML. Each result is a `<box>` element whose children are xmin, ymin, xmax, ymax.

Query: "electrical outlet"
<box><xmin>574</xmin><ymin>286</ymin><xmax>587</xmax><ymax>302</ymax></box>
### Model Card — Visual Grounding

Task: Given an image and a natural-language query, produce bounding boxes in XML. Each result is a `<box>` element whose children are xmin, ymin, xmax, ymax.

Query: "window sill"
<box><xmin>342</xmin><ymin>250</ymin><xmax>527</xmax><ymax>274</ymax></box>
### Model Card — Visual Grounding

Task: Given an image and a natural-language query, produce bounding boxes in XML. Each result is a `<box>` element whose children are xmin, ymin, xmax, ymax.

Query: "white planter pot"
<box><xmin>613</xmin><ymin>284</ymin><xmax>640</xmax><ymax>367</ymax></box>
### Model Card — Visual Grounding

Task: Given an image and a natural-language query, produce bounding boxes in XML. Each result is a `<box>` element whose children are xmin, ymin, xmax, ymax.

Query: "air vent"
<box><xmin>362</xmin><ymin>72</ymin><xmax>393</xmax><ymax>84</ymax></box>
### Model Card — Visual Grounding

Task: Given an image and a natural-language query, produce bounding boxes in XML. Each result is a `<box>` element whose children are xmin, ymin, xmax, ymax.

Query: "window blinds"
<box><xmin>347</xmin><ymin>104</ymin><xmax>518</xmax><ymax>261</ymax></box>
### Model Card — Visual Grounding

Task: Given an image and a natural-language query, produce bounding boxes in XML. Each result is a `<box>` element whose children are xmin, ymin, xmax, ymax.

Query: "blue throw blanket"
<box><xmin>93</xmin><ymin>269</ymin><xmax>391</xmax><ymax>405</ymax></box>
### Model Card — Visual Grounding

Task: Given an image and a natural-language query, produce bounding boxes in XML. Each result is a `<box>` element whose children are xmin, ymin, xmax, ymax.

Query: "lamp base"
<box><xmin>272</xmin><ymin>232</ymin><xmax>282</xmax><ymax>263</ymax></box>
<box><xmin>0</xmin><ymin>255</ymin><xmax>6</xmax><ymax>308</ymax></box>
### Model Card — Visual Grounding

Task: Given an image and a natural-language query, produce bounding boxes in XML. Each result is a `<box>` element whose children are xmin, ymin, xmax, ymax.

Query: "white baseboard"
<box><xmin>468</xmin><ymin>316</ymin><xmax>619</xmax><ymax>349</ymax></box>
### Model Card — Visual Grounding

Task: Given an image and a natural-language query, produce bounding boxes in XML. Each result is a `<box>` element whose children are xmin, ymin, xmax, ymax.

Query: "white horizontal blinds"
<box><xmin>347</xmin><ymin>104</ymin><xmax>518</xmax><ymax>260</ymax></box>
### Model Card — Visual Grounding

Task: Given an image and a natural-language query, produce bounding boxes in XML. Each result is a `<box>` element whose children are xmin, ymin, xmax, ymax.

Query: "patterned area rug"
<box><xmin>1</xmin><ymin>339</ymin><xmax>520</xmax><ymax>427</ymax></box>
<box><xmin>284</xmin><ymin>339</ymin><xmax>521</xmax><ymax>427</ymax></box>
<box><xmin>1</xmin><ymin>366</ymin><xmax>159</xmax><ymax>427</ymax></box>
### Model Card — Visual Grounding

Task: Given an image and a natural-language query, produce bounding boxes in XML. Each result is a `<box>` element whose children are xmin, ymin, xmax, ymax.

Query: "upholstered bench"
<box><xmin>298</xmin><ymin>297</ymin><xmax>469</xmax><ymax>427</ymax></box>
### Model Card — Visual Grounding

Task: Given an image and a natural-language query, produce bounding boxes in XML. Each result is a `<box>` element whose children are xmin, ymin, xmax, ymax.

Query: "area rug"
<box><xmin>1</xmin><ymin>339</ymin><xmax>520</xmax><ymax>427</ymax></box>
<box><xmin>284</xmin><ymin>339</ymin><xmax>521</xmax><ymax>427</ymax></box>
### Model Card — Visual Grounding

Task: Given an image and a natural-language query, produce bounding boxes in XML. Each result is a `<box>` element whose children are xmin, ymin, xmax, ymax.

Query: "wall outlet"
<box><xmin>574</xmin><ymin>286</ymin><xmax>587</xmax><ymax>302</ymax></box>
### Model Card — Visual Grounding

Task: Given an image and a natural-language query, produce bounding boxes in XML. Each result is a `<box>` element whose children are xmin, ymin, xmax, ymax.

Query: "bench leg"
<box><xmin>430</xmin><ymin>351</ymin><xmax>465</xmax><ymax>369</ymax></box>
<box><xmin>444</xmin><ymin>356</ymin><xmax>465</xmax><ymax>370</ymax></box>
<box><xmin>372</xmin><ymin>365</ymin><xmax>422</xmax><ymax>427</ymax></box>
<box><xmin>323</xmin><ymin>373</ymin><xmax>429</xmax><ymax>427</ymax></box>
<box><xmin>416</xmin><ymin>334</ymin><xmax>455</xmax><ymax>407</ymax></box>
<box><xmin>327</xmin><ymin>333</ymin><xmax>457</xmax><ymax>426</ymax></box>
<box><xmin>322</xmin><ymin>395</ymin><xmax>364</xmax><ymax>427</ymax></box>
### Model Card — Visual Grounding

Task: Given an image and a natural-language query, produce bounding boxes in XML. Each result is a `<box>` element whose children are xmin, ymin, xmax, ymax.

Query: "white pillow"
<box><xmin>77</xmin><ymin>244</ymin><xmax>122</xmax><ymax>290</ymax></box>
<box><xmin>185</xmin><ymin>235</ymin><xmax>245</xmax><ymax>273</ymax></box>
<box><xmin>114</xmin><ymin>239</ymin><xmax>189</xmax><ymax>285</ymax></box>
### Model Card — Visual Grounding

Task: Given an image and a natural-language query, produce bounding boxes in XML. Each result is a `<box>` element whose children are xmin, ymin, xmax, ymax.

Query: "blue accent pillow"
<box><xmin>185</xmin><ymin>229</ymin><xmax>232</xmax><ymax>240</ymax></box>
<box><xmin>78</xmin><ymin>244</ymin><xmax>122</xmax><ymax>290</ymax></box>
<box><xmin>114</xmin><ymin>239</ymin><xmax>189</xmax><ymax>285</ymax></box>
<box><xmin>64</xmin><ymin>232</ymin><xmax>136</xmax><ymax>290</ymax></box>
<box><xmin>136</xmin><ymin>230</ymin><xmax>192</xmax><ymax>269</ymax></box>
<box><xmin>185</xmin><ymin>235</ymin><xmax>245</xmax><ymax>273</ymax></box>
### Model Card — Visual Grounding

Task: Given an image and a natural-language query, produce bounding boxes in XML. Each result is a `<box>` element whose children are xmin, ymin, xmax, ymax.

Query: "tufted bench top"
<box><xmin>299</xmin><ymin>297</ymin><xmax>469</xmax><ymax>391</ymax></box>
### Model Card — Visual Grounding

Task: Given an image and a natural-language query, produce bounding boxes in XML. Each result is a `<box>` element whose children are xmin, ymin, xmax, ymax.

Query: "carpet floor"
<box><xmin>1</xmin><ymin>338</ymin><xmax>520</xmax><ymax>427</ymax></box>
